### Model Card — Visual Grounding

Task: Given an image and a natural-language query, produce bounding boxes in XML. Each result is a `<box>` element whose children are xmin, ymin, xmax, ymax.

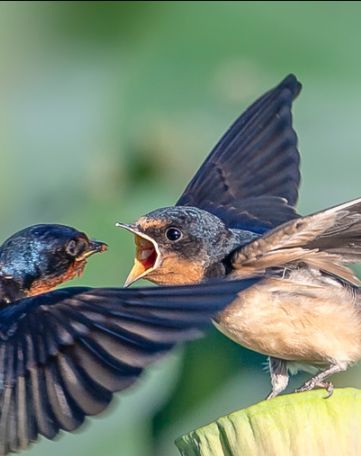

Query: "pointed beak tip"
<box><xmin>123</xmin><ymin>266</ymin><xmax>144</xmax><ymax>288</ymax></box>
<box><xmin>115</xmin><ymin>222</ymin><xmax>137</xmax><ymax>233</ymax></box>
<box><xmin>91</xmin><ymin>240</ymin><xmax>108</xmax><ymax>254</ymax></box>
<box><xmin>99</xmin><ymin>242</ymin><xmax>108</xmax><ymax>253</ymax></box>
<box><xmin>123</xmin><ymin>273</ymin><xmax>139</xmax><ymax>288</ymax></box>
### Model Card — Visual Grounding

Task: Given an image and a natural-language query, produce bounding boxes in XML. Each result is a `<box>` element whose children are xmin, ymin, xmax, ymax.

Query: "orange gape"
<box><xmin>26</xmin><ymin>260</ymin><xmax>87</xmax><ymax>296</ymax></box>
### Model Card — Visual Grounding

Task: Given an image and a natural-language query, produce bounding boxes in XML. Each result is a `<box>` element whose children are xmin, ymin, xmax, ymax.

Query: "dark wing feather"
<box><xmin>177</xmin><ymin>74</ymin><xmax>301</xmax><ymax>231</ymax></box>
<box><xmin>0</xmin><ymin>278</ymin><xmax>257</xmax><ymax>454</ymax></box>
<box><xmin>202</xmin><ymin>198</ymin><xmax>299</xmax><ymax>234</ymax></box>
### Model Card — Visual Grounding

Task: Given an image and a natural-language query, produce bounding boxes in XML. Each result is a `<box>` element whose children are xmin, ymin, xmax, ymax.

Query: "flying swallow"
<box><xmin>119</xmin><ymin>75</ymin><xmax>361</xmax><ymax>398</ymax></box>
<box><xmin>0</xmin><ymin>223</ymin><xmax>255</xmax><ymax>455</ymax></box>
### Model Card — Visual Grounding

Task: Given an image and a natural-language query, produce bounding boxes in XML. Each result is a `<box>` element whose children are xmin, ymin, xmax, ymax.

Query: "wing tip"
<box><xmin>279</xmin><ymin>74</ymin><xmax>302</xmax><ymax>100</ymax></box>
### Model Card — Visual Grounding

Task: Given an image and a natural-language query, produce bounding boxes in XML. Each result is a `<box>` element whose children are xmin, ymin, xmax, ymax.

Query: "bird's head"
<box><xmin>118</xmin><ymin>206</ymin><xmax>242</xmax><ymax>286</ymax></box>
<box><xmin>0</xmin><ymin>224</ymin><xmax>107</xmax><ymax>297</ymax></box>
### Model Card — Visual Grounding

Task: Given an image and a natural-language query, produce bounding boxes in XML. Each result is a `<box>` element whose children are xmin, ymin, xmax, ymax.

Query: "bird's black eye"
<box><xmin>165</xmin><ymin>227</ymin><xmax>182</xmax><ymax>242</ymax></box>
<box><xmin>65</xmin><ymin>238</ymin><xmax>86</xmax><ymax>257</ymax></box>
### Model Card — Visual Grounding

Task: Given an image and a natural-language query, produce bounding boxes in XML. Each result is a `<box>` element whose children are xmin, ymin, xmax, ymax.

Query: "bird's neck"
<box><xmin>230</xmin><ymin>228</ymin><xmax>259</xmax><ymax>246</ymax></box>
<box><xmin>203</xmin><ymin>230</ymin><xmax>259</xmax><ymax>281</ymax></box>
<box><xmin>204</xmin><ymin>262</ymin><xmax>227</xmax><ymax>280</ymax></box>
<box><xmin>216</xmin><ymin>229</ymin><xmax>260</xmax><ymax>277</ymax></box>
<box><xmin>0</xmin><ymin>277</ymin><xmax>26</xmax><ymax>306</ymax></box>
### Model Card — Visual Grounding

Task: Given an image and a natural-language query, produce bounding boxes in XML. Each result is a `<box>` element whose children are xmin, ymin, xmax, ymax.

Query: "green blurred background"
<box><xmin>1</xmin><ymin>2</ymin><xmax>361</xmax><ymax>455</ymax></box>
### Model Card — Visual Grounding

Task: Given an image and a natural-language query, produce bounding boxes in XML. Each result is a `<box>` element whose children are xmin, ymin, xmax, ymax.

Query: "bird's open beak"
<box><xmin>75</xmin><ymin>239</ymin><xmax>108</xmax><ymax>261</ymax></box>
<box><xmin>116</xmin><ymin>223</ymin><xmax>161</xmax><ymax>287</ymax></box>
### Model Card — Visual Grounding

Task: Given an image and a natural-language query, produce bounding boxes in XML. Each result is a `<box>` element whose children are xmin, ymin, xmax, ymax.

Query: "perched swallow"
<box><xmin>120</xmin><ymin>74</ymin><xmax>301</xmax><ymax>286</ymax></box>
<box><xmin>120</xmin><ymin>75</ymin><xmax>361</xmax><ymax>398</ymax></box>
<box><xmin>0</xmin><ymin>223</ymin><xmax>255</xmax><ymax>455</ymax></box>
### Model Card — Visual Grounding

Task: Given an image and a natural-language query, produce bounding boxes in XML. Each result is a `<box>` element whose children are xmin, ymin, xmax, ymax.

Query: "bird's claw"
<box><xmin>295</xmin><ymin>380</ymin><xmax>334</xmax><ymax>398</ymax></box>
<box><xmin>266</xmin><ymin>391</ymin><xmax>277</xmax><ymax>400</ymax></box>
<box><xmin>295</xmin><ymin>379</ymin><xmax>316</xmax><ymax>393</ymax></box>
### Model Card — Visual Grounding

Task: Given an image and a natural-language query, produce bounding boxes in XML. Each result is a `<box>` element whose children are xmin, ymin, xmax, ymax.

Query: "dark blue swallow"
<box><xmin>0</xmin><ymin>223</ymin><xmax>256</xmax><ymax>455</ymax></box>
<box><xmin>120</xmin><ymin>75</ymin><xmax>361</xmax><ymax>399</ymax></box>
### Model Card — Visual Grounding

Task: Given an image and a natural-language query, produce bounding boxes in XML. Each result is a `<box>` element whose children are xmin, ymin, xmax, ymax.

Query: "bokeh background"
<box><xmin>1</xmin><ymin>2</ymin><xmax>361</xmax><ymax>455</ymax></box>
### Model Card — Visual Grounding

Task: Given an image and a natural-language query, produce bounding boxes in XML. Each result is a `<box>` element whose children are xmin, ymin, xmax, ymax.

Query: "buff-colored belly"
<box><xmin>214</xmin><ymin>277</ymin><xmax>361</xmax><ymax>364</ymax></box>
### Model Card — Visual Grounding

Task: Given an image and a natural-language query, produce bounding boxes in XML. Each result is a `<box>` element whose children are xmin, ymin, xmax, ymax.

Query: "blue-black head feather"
<box><xmin>0</xmin><ymin>224</ymin><xmax>106</xmax><ymax>302</ymax></box>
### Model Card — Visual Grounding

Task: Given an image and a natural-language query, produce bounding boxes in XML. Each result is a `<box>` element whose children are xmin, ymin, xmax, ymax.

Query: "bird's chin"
<box><xmin>124</xmin><ymin>233</ymin><xmax>161</xmax><ymax>287</ymax></box>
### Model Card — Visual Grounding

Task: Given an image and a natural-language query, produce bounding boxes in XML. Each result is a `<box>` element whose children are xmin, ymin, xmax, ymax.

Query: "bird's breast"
<box><xmin>214</xmin><ymin>275</ymin><xmax>361</xmax><ymax>364</ymax></box>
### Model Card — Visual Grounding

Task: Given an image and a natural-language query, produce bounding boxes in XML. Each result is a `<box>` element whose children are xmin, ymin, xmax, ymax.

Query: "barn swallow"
<box><xmin>120</xmin><ymin>74</ymin><xmax>301</xmax><ymax>286</ymax></box>
<box><xmin>0</xmin><ymin>223</ymin><xmax>255</xmax><ymax>455</ymax></box>
<box><xmin>119</xmin><ymin>75</ymin><xmax>361</xmax><ymax>398</ymax></box>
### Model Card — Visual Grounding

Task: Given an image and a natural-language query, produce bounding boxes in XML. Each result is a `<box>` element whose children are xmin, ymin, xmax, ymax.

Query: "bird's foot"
<box><xmin>265</xmin><ymin>391</ymin><xmax>278</xmax><ymax>400</ymax></box>
<box><xmin>295</xmin><ymin>380</ymin><xmax>334</xmax><ymax>398</ymax></box>
<box><xmin>266</xmin><ymin>357</ymin><xmax>289</xmax><ymax>400</ymax></box>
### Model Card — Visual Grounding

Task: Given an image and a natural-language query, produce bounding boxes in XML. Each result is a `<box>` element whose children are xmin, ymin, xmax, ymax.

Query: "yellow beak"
<box><xmin>116</xmin><ymin>223</ymin><xmax>160</xmax><ymax>287</ymax></box>
<box><xmin>124</xmin><ymin>258</ymin><xmax>148</xmax><ymax>288</ymax></box>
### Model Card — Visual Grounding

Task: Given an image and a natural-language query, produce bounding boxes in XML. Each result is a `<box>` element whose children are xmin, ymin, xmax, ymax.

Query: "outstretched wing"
<box><xmin>230</xmin><ymin>197</ymin><xmax>361</xmax><ymax>285</ymax></box>
<box><xmin>0</xmin><ymin>278</ymin><xmax>257</xmax><ymax>455</ymax></box>
<box><xmin>177</xmin><ymin>74</ymin><xmax>301</xmax><ymax>232</ymax></box>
